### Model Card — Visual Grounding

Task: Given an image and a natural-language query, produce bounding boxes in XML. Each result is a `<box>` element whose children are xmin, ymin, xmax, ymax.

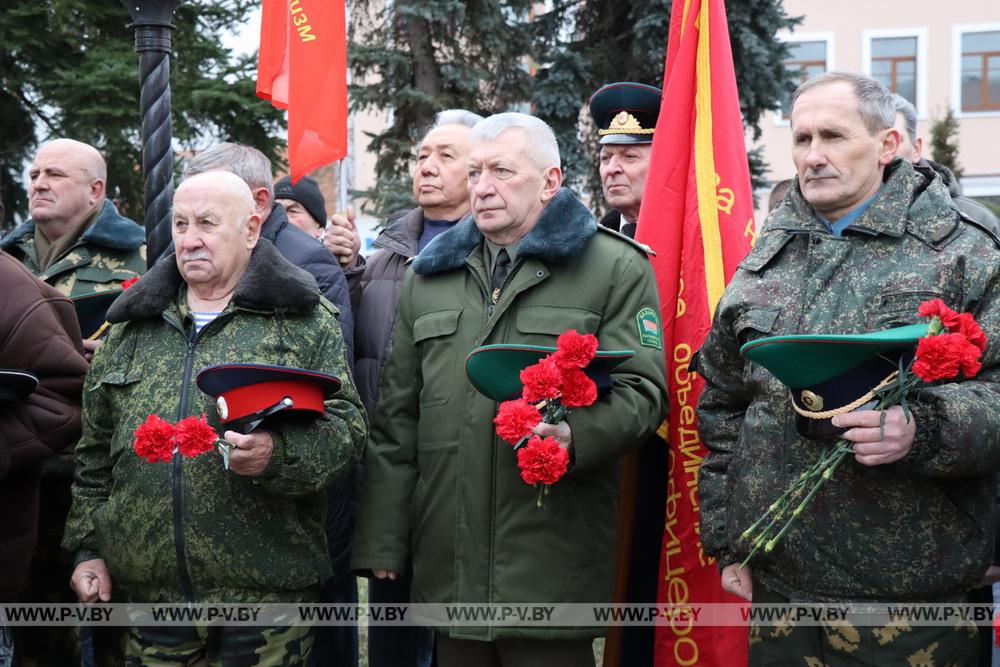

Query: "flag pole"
<box><xmin>120</xmin><ymin>0</ymin><xmax>181</xmax><ymax>268</ymax></box>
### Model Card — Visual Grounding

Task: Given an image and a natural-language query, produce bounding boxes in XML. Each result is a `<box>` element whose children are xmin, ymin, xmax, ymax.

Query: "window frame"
<box><xmin>774</xmin><ymin>32</ymin><xmax>836</xmax><ymax>127</ymax></box>
<box><xmin>862</xmin><ymin>28</ymin><xmax>926</xmax><ymax>117</ymax></box>
<box><xmin>952</xmin><ymin>23</ymin><xmax>1000</xmax><ymax>118</ymax></box>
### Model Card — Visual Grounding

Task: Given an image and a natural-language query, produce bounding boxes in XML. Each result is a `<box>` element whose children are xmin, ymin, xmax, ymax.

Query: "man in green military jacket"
<box><xmin>352</xmin><ymin>112</ymin><xmax>667</xmax><ymax>666</ymax></box>
<box><xmin>63</xmin><ymin>171</ymin><xmax>368</xmax><ymax>664</ymax></box>
<box><xmin>697</xmin><ymin>72</ymin><xmax>1000</xmax><ymax>664</ymax></box>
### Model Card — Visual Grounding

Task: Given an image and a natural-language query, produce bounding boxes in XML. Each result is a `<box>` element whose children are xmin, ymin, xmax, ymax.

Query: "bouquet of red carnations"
<box><xmin>132</xmin><ymin>414</ymin><xmax>230</xmax><ymax>467</ymax></box>
<box><xmin>492</xmin><ymin>330</ymin><xmax>600</xmax><ymax>508</ymax></box>
<box><xmin>739</xmin><ymin>299</ymin><xmax>987</xmax><ymax>567</ymax></box>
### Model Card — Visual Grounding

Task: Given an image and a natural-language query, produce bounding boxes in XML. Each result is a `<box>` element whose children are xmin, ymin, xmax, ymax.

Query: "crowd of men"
<box><xmin>1</xmin><ymin>70</ymin><xmax>998</xmax><ymax>667</ymax></box>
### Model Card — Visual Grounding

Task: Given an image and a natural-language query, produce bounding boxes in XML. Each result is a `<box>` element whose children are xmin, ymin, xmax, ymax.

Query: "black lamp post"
<box><xmin>121</xmin><ymin>0</ymin><xmax>181</xmax><ymax>268</ymax></box>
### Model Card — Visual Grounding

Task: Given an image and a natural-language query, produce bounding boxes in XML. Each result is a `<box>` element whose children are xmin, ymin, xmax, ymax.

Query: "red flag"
<box><xmin>635</xmin><ymin>0</ymin><xmax>756</xmax><ymax>664</ymax></box>
<box><xmin>257</xmin><ymin>0</ymin><xmax>348</xmax><ymax>182</ymax></box>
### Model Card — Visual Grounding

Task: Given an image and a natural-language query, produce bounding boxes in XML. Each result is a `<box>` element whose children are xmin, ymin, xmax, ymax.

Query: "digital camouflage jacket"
<box><xmin>62</xmin><ymin>240</ymin><xmax>368</xmax><ymax>603</ymax></box>
<box><xmin>697</xmin><ymin>159</ymin><xmax>1000</xmax><ymax>602</ymax></box>
<box><xmin>1</xmin><ymin>200</ymin><xmax>146</xmax><ymax>297</ymax></box>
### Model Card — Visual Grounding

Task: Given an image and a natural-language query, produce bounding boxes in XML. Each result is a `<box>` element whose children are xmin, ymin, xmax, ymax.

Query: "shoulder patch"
<box><xmin>595</xmin><ymin>225</ymin><xmax>656</xmax><ymax>256</ymax></box>
<box><xmin>636</xmin><ymin>307</ymin><xmax>662</xmax><ymax>349</ymax></box>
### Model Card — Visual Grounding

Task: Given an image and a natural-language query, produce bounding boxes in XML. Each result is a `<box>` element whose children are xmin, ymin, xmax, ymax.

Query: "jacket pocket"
<box><xmin>515</xmin><ymin>305</ymin><xmax>602</xmax><ymax>339</ymax></box>
<box><xmin>73</xmin><ymin>265</ymin><xmax>138</xmax><ymax>287</ymax></box>
<box><xmin>412</xmin><ymin>309</ymin><xmax>462</xmax><ymax>407</ymax></box>
<box><xmin>876</xmin><ymin>289</ymin><xmax>943</xmax><ymax>328</ymax></box>
<box><xmin>735</xmin><ymin>308</ymin><xmax>781</xmax><ymax>388</ymax></box>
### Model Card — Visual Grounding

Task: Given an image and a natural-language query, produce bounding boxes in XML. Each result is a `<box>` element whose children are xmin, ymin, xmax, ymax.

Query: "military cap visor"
<box><xmin>740</xmin><ymin>323</ymin><xmax>928</xmax><ymax>388</ymax></box>
<box><xmin>466</xmin><ymin>344</ymin><xmax>635</xmax><ymax>402</ymax></box>
<box><xmin>0</xmin><ymin>370</ymin><xmax>40</xmax><ymax>403</ymax></box>
<box><xmin>740</xmin><ymin>323</ymin><xmax>928</xmax><ymax>440</ymax></box>
<box><xmin>72</xmin><ymin>290</ymin><xmax>124</xmax><ymax>339</ymax></box>
<box><xmin>589</xmin><ymin>82</ymin><xmax>663</xmax><ymax>145</ymax></box>
<box><xmin>196</xmin><ymin>364</ymin><xmax>341</xmax><ymax>434</ymax></box>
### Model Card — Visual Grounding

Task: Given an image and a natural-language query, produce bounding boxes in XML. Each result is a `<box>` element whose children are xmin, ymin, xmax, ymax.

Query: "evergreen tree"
<box><xmin>350</xmin><ymin>0</ymin><xmax>799</xmax><ymax>218</ymax></box>
<box><xmin>0</xmin><ymin>0</ymin><xmax>284</xmax><ymax>230</ymax></box>
<box><xmin>929</xmin><ymin>108</ymin><xmax>963</xmax><ymax>181</ymax></box>
<box><xmin>349</xmin><ymin>0</ymin><xmax>537</xmax><ymax>216</ymax></box>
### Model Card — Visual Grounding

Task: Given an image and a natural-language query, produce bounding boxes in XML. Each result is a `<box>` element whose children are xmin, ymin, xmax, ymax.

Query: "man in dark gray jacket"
<box><xmin>344</xmin><ymin>108</ymin><xmax>481</xmax><ymax>667</ymax></box>
<box><xmin>891</xmin><ymin>94</ymin><xmax>999</xmax><ymax>238</ymax></box>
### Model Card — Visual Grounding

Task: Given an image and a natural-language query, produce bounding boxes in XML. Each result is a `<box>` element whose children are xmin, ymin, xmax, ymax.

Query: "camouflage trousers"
<box><xmin>124</xmin><ymin>624</ymin><xmax>313</xmax><ymax>666</ymax></box>
<box><xmin>749</xmin><ymin>584</ymin><xmax>980</xmax><ymax>667</ymax></box>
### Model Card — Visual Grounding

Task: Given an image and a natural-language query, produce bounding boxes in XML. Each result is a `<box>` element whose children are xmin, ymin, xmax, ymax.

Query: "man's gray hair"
<box><xmin>470</xmin><ymin>112</ymin><xmax>561</xmax><ymax>171</ymax></box>
<box><xmin>892</xmin><ymin>94</ymin><xmax>918</xmax><ymax>144</ymax></box>
<box><xmin>791</xmin><ymin>71</ymin><xmax>896</xmax><ymax>136</ymax></box>
<box><xmin>183</xmin><ymin>142</ymin><xmax>274</xmax><ymax>197</ymax></box>
<box><xmin>433</xmin><ymin>109</ymin><xmax>484</xmax><ymax>130</ymax></box>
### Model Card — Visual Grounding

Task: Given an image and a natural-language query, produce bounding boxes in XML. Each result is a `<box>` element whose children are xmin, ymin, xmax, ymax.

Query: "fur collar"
<box><xmin>1</xmin><ymin>200</ymin><xmax>144</xmax><ymax>251</ymax></box>
<box><xmin>412</xmin><ymin>188</ymin><xmax>597</xmax><ymax>275</ymax></box>
<box><xmin>107</xmin><ymin>238</ymin><xmax>319</xmax><ymax>322</ymax></box>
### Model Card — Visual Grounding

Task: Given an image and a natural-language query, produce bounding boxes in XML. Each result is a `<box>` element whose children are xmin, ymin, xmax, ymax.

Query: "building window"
<box><xmin>871</xmin><ymin>36</ymin><xmax>917</xmax><ymax>104</ymax></box>
<box><xmin>782</xmin><ymin>41</ymin><xmax>828</xmax><ymax>117</ymax></box>
<box><xmin>961</xmin><ymin>30</ymin><xmax>1000</xmax><ymax>111</ymax></box>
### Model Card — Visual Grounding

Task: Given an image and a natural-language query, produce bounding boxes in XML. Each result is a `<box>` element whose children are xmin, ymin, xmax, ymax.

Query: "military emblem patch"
<box><xmin>636</xmin><ymin>307</ymin><xmax>662</xmax><ymax>349</ymax></box>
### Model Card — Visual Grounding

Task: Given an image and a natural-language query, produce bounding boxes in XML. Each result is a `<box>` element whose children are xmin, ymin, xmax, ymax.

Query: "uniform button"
<box><xmin>811</xmin><ymin>236</ymin><xmax>821</xmax><ymax>245</ymax></box>
<box><xmin>536</xmin><ymin>270</ymin><xmax>544</xmax><ymax>277</ymax></box>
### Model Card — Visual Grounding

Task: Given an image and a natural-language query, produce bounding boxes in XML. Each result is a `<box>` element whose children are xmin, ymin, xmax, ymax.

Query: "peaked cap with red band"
<box><xmin>196</xmin><ymin>364</ymin><xmax>341</xmax><ymax>434</ymax></box>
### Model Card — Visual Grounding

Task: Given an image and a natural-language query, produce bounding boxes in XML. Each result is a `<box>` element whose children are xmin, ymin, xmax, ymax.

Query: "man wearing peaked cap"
<box><xmin>589</xmin><ymin>81</ymin><xmax>661</xmax><ymax>238</ymax></box>
<box><xmin>696</xmin><ymin>71</ymin><xmax>1000</xmax><ymax>664</ymax></box>
<box><xmin>589</xmin><ymin>81</ymin><xmax>666</xmax><ymax>666</ymax></box>
<box><xmin>61</xmin><ymin>171</ymin><xmax>368</xmax><ymax>663</ymax></box>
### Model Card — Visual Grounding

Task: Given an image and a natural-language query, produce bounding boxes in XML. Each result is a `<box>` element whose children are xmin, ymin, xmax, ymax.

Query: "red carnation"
<box><xmin>553</xmin><ymin>330</ymin><xmax>598</xmax><ymax>369</ymax></box>
<box><xmin>958</xmin><ymin>339</ymin><xmax>983</xmax><ymax>378</ymax></box>
<box><xmin>918</xmin><ymin>299</ymin><xmax>961</xmax><ymax>331</ymax></box>
<box><xmin>516</xmin><ymin>436</ymin><xmax>570</xmax><ymax>486</ymax></box>
<box><xmin>955</xmin><ymin>312</ymin><xmax>988</xmax><ymax>352</ymax></box>
<box><xmin>132</xmin><ymin>414</ymin><xmax>176</xmax><ymax>463</ymax></box>
<box><xmin>913</xmin><ymin>334</ymin><xmax>966</xmax><ymax>382</ymax></box>
<box><xmin>560</xmin><ymin>367</ymin><xmax>597</xmax><ymax>408</ymax></box>
<box><xmin>520</xmin><ymin>356</ymin><xmax>563</xmax><ymax>403</ymax></box>
<box><xmin>121</xmin><ymin>276</ymin><xmax>139</xmax><ymax>290</ymax></box>
<box><xmin>494</xmin><ymin>399</ymin><xmax>542</xmax><ymax>444</ymax></box>
<box><xmin>175</xmin><ymin>414</ymin><xmax>219</xmax><ymax>457</ymax></box>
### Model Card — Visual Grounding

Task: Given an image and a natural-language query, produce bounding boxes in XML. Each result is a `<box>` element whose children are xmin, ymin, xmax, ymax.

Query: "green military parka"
<box><xmin>62</xmin><ymin>240</ymin><xmax>368</xmax><ymax>603</ymax></box>
<box><xmin>352</xmin><ymin>188</ymin><xmax>668</xmax><ymax>640</ymax></box>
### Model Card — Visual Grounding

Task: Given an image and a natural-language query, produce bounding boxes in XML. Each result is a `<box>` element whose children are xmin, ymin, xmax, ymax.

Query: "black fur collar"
<box><xmin>412</xmin><ymin>188</ymin><xmax>597</xmax><ymax>275</ymax></box>
<box><xmin>107</xmin><ymin>238</ymin><xmax>319</xmax><ymax>322</ymax></box>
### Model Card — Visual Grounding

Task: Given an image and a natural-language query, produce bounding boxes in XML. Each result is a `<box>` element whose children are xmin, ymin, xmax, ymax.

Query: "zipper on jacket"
<box><xmin>173</xmin><ymin>330</ymin><xmax>198</xmax><ymax>602</ymax></box>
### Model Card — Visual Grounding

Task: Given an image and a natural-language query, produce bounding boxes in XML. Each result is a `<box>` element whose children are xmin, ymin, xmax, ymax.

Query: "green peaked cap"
<box><xmin>739</xmin><ymin>323</ymin><xmax>928</xmax><ymax>388</ymax></box>
<box><xmin>465</xmin><ymin>344</ymin><xmax>635</xmax><ymax>402</ymax></box>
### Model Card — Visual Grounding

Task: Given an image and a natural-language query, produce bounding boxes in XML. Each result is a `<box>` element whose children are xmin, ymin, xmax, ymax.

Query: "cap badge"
<box><xmin>599</xmin><ymin>111</ymin><xmax>654</xmax><ymax>136</ymax></box>
<box><xmin>216</xmin><ymin>396</ymin><xmax>229</xmax><ymax>421</ymax></box>
<box><xmin>800</xmin><ymin>390</ymin><xmax>824</xmax><ymax>412</ymax></box>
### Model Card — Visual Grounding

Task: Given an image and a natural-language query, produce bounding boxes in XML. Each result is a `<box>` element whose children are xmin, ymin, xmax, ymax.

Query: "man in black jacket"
<box><xmin>182</xmin><ymin>143</ymin><xmax>354</xmax><ymax>363</ymax></box>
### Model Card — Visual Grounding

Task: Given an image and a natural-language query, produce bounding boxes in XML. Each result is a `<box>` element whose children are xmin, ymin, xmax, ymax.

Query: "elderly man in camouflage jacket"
<box><xmin>697</xmin><ymin>72</ymin><xmax>1000</xmax><ymax>664</ymax></box>
<box><xmin>63</xmin><ymin>171</ymin><xmax>368</xmax><ymax>665</ymax></box>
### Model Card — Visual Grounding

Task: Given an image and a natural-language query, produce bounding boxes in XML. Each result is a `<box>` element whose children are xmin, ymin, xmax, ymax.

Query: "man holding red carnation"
<box><xmin>352</xmin><ymin>112</ymin><xmax>667</xmax><ymax>666</ymax></box>
<box><xmin>697</xmin><ymin>72</ymin><xmax>1000</xmax><ymax>664</ymax></box>
<box><xmin>61</xmin><ymin>171</ymin><xmax>368</xmax><ymax>664</ymax></box>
